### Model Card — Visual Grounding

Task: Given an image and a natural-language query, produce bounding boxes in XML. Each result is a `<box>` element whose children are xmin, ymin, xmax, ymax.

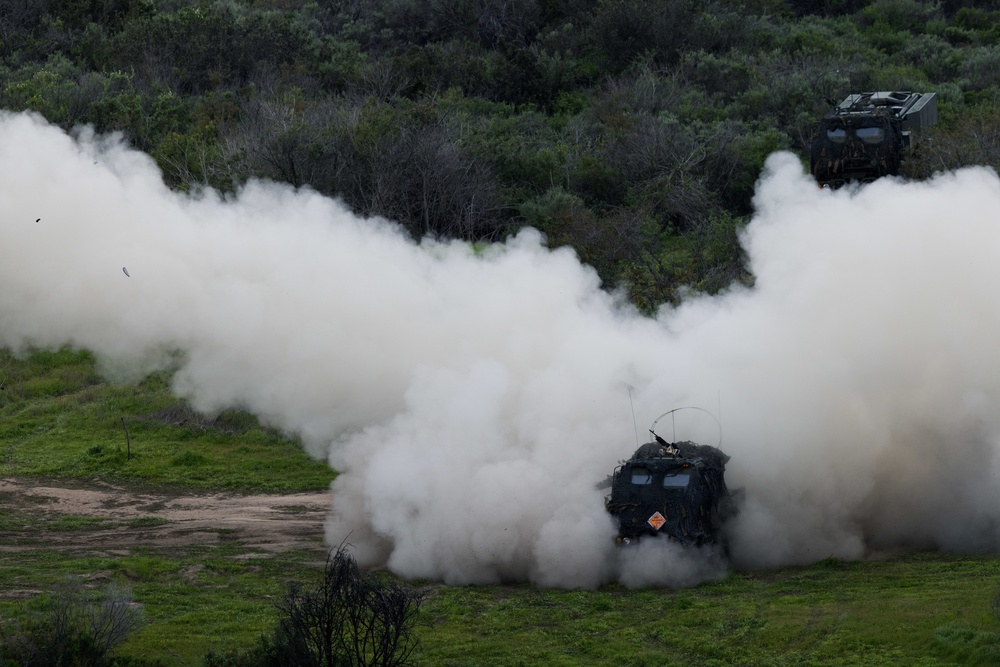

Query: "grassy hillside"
<box><xmin>0</xmin><ymin>347</ymin><xmax>334</xmax><ymax>492</ymax></box>
<box><xmin>419</xmin><ymin>554</ymin><xmax>1000</xmax><ymax>666</ymax></box>
<box><xmin>2</xmin><ymin>348</ymin><xmax>1000</xmax><ymax>665</ymax></box>
<box><xmin>5</xmin><ymin>2</ymin><xmax>1000</xmax><ymax>663</ymax></box>
<box><xmin>2</xmin><ymin>544</ymin><xmax>999</xmax><ymax>665</ymax></box>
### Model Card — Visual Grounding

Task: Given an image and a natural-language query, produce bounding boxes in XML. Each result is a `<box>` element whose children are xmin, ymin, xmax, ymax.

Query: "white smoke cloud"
<box><xmin>4</xmin><ymin>111</ymin><xmax>1000</xmax><ymax>588</ymax></box>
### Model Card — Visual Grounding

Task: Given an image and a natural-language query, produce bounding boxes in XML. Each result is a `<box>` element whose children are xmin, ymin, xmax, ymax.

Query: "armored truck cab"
<box><xmin>811</xmin><ymin>91</ymin><xmax>937</xmax><ymax>188</ymax></box>
<box><xmin>606</xmin><ymin>436</ymin><xmax>730</xmax><ymax>546</ymax></box>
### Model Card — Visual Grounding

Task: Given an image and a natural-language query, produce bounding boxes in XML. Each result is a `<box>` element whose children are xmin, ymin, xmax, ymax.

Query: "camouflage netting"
<box><xmin>606</xmin><ymin>437</ymin><xmax>731</xmax><ymax>546</ymax></box>
<box><xmin>810</xmin><ymin>112</ymin><xmax>904</xmax><ymax>187</ymax></box>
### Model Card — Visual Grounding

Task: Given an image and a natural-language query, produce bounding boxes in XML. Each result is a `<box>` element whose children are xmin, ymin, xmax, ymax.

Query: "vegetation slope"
<box><xmin>4</xmin><ymin>1</ymin><xmax>1000</xmax><ymax>665</ymax></box>
<box><xmin>5</xmin><ymin>0</ymin><xmax>1000</xmax><ymax>306</ymax></box>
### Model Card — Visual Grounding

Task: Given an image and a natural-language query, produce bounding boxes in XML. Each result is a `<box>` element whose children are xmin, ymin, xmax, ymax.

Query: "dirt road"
<box><xmin>0</xmin><ymin>477</ymin><xmax>330</xmax><ymax>554</ymax></box>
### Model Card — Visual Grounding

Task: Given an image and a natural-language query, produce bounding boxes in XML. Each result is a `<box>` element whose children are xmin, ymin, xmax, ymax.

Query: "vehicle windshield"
<box><xmin>826</xmin><ymin>128</ymin><xmax>847</xmax><ymax>143</ymax></box>
<box><xmin>856</xmin><ymin>127</ymin><xmax>885</xmax><ymax>144</ymax></box>
<box><xmin>662</xmin><ymin>472</ymin><xmax>690</xmax><ymax>489</ymax></box>
<box><xmin>630</xmin><ymin>468</ymin><xmax>652</xmax><ymax>485</ymax></box>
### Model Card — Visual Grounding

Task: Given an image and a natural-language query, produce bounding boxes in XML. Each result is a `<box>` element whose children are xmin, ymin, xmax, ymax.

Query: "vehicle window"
<box><xmin>662</xmin><ymin>472</ymin><xmax>690</xmax><ymax>489</ymax></box>
<box><xmin>826</xmin><ymin>128</ymin><xmax>847</xmax><ymax>143</ymax></box>
<box><xmin>630</xmin><ymin>468</ymin><xmax>652</xmax><ymax>485</ymax></box>
<box><xmin>856</xmin><ymin>127</ymin><xmax>884</xmax><ymax>144</ymax></box>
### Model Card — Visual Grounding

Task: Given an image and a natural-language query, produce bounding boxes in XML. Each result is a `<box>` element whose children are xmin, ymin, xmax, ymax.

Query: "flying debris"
<box><xmin>605</xmin><ymin>408</ymin><xmax>733</xmax><ymax>547</ymax></box>
<box><xmin>122</xmin><ymin>267</ymin><xmax>130</xmax><ymax>277</ymax></box>
<box><xmin>35</xmin><ymin>218</ymin><xmax>40</xmax><ymax>223</ymax></box>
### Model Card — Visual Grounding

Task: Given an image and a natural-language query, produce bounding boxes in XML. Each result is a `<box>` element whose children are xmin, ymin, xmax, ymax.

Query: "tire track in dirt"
<box><xmin>0</xmin><ymin>477</ymin><xmax>331</xmax><ymax>554</ymax></box>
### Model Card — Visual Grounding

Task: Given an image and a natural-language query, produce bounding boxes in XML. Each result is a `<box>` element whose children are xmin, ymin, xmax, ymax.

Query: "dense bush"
<box><xmin>1</xmin><ymin>0</ymin><xmax>997</xmax><ymax>307</ymax></box>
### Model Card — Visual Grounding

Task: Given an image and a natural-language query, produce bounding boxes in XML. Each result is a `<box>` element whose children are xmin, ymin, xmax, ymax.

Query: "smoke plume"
<box><xmin>3</xmin><ymin>111</ymin><xmax>1000</xmax><ymax>587</ymax></box>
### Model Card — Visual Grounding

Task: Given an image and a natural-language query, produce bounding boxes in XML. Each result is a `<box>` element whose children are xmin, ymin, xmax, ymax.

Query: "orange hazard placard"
<box><xmin>647</xmin><ymin>512</ymin><xmax>666</xmax><ymax>530</ymax></box>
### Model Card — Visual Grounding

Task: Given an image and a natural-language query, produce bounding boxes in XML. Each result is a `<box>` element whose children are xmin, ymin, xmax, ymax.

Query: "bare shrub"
<box><xmin>0</xmin><ymin>577</ymin><xmax>145</xmax><ymax>667</ymax></box>
<box><xmin>221</xmin><ymin>95</ymin><xmax>504</xmax><ymax>240</ymax></box>
<box><xmin>270</xmin><ymin>544</ymin><xmax>423</xmax><ymax>667</ymax></box>
<box><xmin>88</xmin><ymin>582</ymin><xmax>147</xmax><ymax>656</ymax></box>
<box><xmin>145</xmin><ymin>402</ymin><xmax>263</xmax><ymax>435</ymax></box>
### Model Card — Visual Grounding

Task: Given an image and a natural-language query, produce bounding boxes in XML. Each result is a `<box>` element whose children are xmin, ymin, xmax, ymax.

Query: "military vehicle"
<box><xmin>811</xmin><ymin>91</ymin><xmax>937</xmax><ymax>188</ymax></box>
<box><xmin>604</xmin><ymin>408</ymin><xmax>731</xmax><ymax>546</ymax></box>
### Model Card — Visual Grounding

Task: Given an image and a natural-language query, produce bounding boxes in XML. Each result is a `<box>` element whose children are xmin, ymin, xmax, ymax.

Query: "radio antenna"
<box><xmin>717</xmin><ymin>390</ymin><xmax>723</xmax><ymax>447</ymax></box>
<box><xmin>649</xmin><ymin>407</ymin><xmax>723</xmax><ymax>447</ymax></box>
<box><xmin>626</xmin><ymin>385</ymin><xmax>640</xmax><ymax>447</ymax></box>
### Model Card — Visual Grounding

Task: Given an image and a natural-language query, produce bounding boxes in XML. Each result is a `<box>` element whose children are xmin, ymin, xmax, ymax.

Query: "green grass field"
<box><xmin>2</xmin><ymin>348</ymin><xmax>1000</xmax><ymax>666</ymax></box>
<box><xmin>417</xmin><ymin>554</ymin><xmax>1000</xmax><ymax>666</ymax></box>
<box><xmin>0</xmin><ymin>347</ymin><xmax>334</xmax><ymax>492</ymax></box>
<box><xmin>2</xmin><ymin>542</ymin><xmax>998</xmax><ymax>666</ymax></box>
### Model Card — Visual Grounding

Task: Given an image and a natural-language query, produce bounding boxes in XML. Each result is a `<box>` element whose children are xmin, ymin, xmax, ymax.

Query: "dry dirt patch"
<box><xmin>0</xmin><ymin>477</ymin><xmax>330</xmax><ymax>553</ymax></box>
